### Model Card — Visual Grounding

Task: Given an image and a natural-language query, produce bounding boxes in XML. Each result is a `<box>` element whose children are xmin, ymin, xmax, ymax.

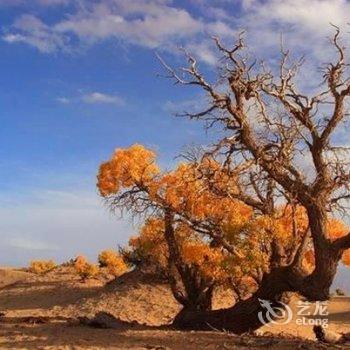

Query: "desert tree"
<box><xmin>97</xmin><ymin>145</ymin><xmax>260</xmax><ymax>312</ymax></box>
<box><xmin>153</xmin><ymin>28</ymin><xmax>350</xmax><ymax>331</ymax></box>
<box><xmin>97</xmin><ymin>141</ymin><xmax>349</xmax><ymax>333</ymax></box>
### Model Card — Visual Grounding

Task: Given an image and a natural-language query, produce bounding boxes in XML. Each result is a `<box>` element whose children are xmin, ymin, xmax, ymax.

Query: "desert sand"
<box><xmin>0</xmin><ymin>266</ymin><xmax>349</xmax><ymax>349</ymax></box>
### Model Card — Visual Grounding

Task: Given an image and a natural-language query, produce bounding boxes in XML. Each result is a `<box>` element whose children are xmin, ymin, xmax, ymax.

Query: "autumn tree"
<box><xmin>97</xmin><ymin>140</ymin><xmax>350</xmax><ymax>333</ymax></box>
<box><xmin>126</xmin><ymin>216</ymin><xmax>263</xmax><ymax>311</ymax></box>
<box><xmin>153</xmin><ymin>28</ymin><xmax>350</xmax><ymax>332</ymax></box>
<box><xmin>98</xmin><ymin>145</ymin><xmax>258</xmax><ymax>312</ymax></box>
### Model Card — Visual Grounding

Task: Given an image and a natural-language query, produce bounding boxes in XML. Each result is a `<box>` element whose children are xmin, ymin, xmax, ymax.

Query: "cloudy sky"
<box><xmin>0</xmin><ymin>0</ymin><xmax>349</xmax><ymax>290</ymax></box>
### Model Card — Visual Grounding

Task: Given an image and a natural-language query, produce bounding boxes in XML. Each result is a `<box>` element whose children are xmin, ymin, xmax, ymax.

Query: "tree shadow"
<box><xmin>327</xmin><ymin>311</ymin><xmax>350</xmax><ymax>324</ymax></box>
<box><xmin>0</xmin><ymin>280</ymin><xmax>103</xmax><ymax>310</ymax></box>
<box><xmin>0</xmin><ymin>319</ymin><xmax>176</xmax><ymax>350</ymax></box>
<box><xmin>0</xmin><ymin>320</ymin><xmax>335</xmax><ymax>350</ymax></box>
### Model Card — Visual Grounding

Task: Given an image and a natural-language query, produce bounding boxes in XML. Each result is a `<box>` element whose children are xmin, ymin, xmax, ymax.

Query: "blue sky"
<box><xmin>0</xmin><ymin>0</ymin><xmax>349</xmax><ymax>291</ymax></box>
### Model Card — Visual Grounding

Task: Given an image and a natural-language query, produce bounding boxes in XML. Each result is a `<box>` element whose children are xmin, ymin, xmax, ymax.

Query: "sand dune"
<box><xmin>0</xmin><ymin>267</ymin><xmax>31</xmax><ymax>289</ymax></box>
<box><xmin>0</xmin><ymin>266</ymin><xmax>349</xmax><ymax>349</ymax></box>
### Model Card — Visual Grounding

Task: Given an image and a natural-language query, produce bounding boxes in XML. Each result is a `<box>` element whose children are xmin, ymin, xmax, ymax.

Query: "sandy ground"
<box><xmin>0</xmin><ymin>268</ymin><xmax>31</xmax><ymax>289</ymax></box>
<box><xmin>0</xmin><ymin>266</ymin><xmax>349</xmax><ymax>349</ymax></box>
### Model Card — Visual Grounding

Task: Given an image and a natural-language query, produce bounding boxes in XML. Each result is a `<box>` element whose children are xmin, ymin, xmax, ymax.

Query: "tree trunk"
<box><xmin>172</xmin><ymin>241</ymin><xmax>342</xmax><ymax>333</ymax></box>
<box><xmin>172</xmin><ymin>267</ymin><xmax>293</xmax><ymax>333</ymax></box>
<box><xmin>170</xmin><ymin>204</ymin><xmax>344</xmax><ymax>333</ymax></box>
<box><xmin>301</xmin><ymin>204</ymin><xmax>343</xmax><ymax>301</ymax></box>
<box><xmin>164</xmin><ymin>209</ymin><xmax>215</xmax><ymax>312</ymax></box>
<box><xmin>173</xmin><ymin>295</ymin><xmax>265</xmax><ymax>333</ymax></box>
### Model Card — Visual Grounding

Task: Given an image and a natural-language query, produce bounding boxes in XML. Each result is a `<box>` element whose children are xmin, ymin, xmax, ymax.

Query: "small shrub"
<box><xmin>107</xmin><ymin>258</ymin><xmax>128</xmax><ymax>277</ymax></box>
<box><xmin>98</xmin><ymin>250</ymin><xmax>117</xmax><ymax>267</ymax></box>
<box><xmin>335</xmin><ymin>288</ymin><xmax>345</xmax><ymax>296</ymax></box>
<box><xmin>98</xmin><ymin>249</ymin><xmax>128</xmax><ymax>277</ymax></box>
<box><xmin>29</xmin><ymin>260</ymin><xmax>57</xmax><ymax>274</ymax></box>
<box><xmin>74</xmin><ymin>255</ymin><xmax>99</xmax><ymax>280</ymax></box>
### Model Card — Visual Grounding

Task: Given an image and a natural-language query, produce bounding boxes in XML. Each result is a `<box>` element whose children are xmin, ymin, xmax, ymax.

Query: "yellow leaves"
<box><xmin>327</xmin><ymin>219</ymin><xmax>349</xmax><ymax>240</ymax></box>
<box><xmin>325</xmin><ymin>218</ymin><xmax>350</xmax><ymax>267</ymax></box>
<box><xmin>129</xmin><ymin>217</ymin><xmax>168</xmax><ymax>270</ymax></box>
<box><xmin>98</xmin><ymin>250</ymin><xmax>128</xmax><ymax>277</ymax></box>
<box><xmin>249</xmin><ymin>207</ymin><xmax>350</xmax><ymax>271</ymax></box>
<box><xmin>181</xmin><ymin>242</ymin><xmax>226</xmax><ymax>281</ymax></box>
<box><xmin>80</xmin><ymin>263</ymin><xmax>99</xmax><ymax>279</ymax></box>
<box><xmin>157</xmin><ymin>162</ymin><xmax>252</xmax><ymax>229</ymax></box>
<box><xmin>97</xmin><ymin>143</ymin><xmax>350</xmax><ymax>288</ymax></box>
<box><xmin>97</xmin><ymin>145</ymin><xmax>252</xmax><ymax>246</ymax></box>
<box><xmin>98</xmin><ymin>249</ymin><xmax>121</xmax><ymax>267</ymax></box>
<box><xmin>302</xmin><ymin>246</ymin><xmax>350</xmax><ymax>269</ymax></box>
<box><xmin>73</xmin><ymin>251</ymin><xmax>129</xmax><ymax>280</ymax></box>
<box><xmin>97</xmin><ymin>144</ymin><xmax>160</xmax><ymax>197</ymax></box>
<box><xmin>271</xmin><ymin>205</ymin><xmax>308</xmax><ymax>241</ymax></box>
<box><xmin>29</xmin><ymin>260</ymin><xmax>56</xmax><ymax>274</ymax></box>
<box><xmin>302</xmin><ymin>249</ymin><xmax>316</xmax><ymax>273</ymax></box>
<box><xmin>97</xmin><ymin>162</ymin><xmax>119</xmax><ymax>197</ymax></box>
<box><xmin>128</xmin><ymin>216</ymin><xmax>251</xmax><ymax>284</ymax></box>
<box><xmin>74</xmin><ymin>255</ymin><xmax>88</xmax><ymax>267</ymax></box>
<box><xmin>140</xmin><ymin>217</ymin><xmax>165</xmax><ymax>238</ymax></box>
<box><xmin>74</xmin><ymin>255</ymin><xmax>99</xmax><ymax>280</ymax></box>
<box><xmin>342</xmin><ymin>249</ymin><xmax>350</xmax><ymax>266</ymax></box>
<box><xmin>107</xmin><ymin>259</ymin><xmax>128</xmax><ymax>277</ymax></box>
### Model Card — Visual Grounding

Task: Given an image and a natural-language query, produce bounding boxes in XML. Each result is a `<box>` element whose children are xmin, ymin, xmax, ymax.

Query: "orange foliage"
<box><xmin>181</xmin><ymin>242</ymin><xmax>226</xmax><ymax>280</ymax></box>
<box><xmin>29</xmin><ymin>260</ymin><xmax>56</xmax><ymax>274</ymax></box>
<box><xmin>97</xmin><ymin>144</ymin><xmax>159</xmax><ymax>197</ymax></box>
<box><xmin>98</xmin><ymin>144</ymin><xmax>350</xmax><ymax>288</ymax></box>
<box><xmin>129</xmin><ymin>217</ymin><xmax>168</xmax><ymax>270</ymax></box>
<box><xmin>98</xmin><ymin>145</ymin><xmax>252</xmax><ymax>233</ymax></box>
<box><xmin>249</xmin><ymin>206</ymin><xmax>350</xmax><ymax>269</ymax></box>
<box><xmin>327</xmin><ymin>219</ymin><xmax>349</xmax><ymax>240</ymax></box>
<box><xmin>74</xmin><ymin>255</ymin><xmax>99</xmax><ymax>280</ymax></box>
<box><xmin>156</xmin><ymin>163</ymin><xmax>252</xmax><ymax>229</ymax></box>
<box><xmin>343</xmin><ymin>250</ymin><xmax>350</xmax><ymax>266</ymax></box>
<box><xmin>273</xmin><ymin>205</ymin><xmax>309</xmax><ymax>239</ymax></box>
<box><xmin>98</xmin><ymin>249</ymin><xmax>128</xmax><ymax>277</ymax></box>
<box><xmin>326</xmin><ymin>219</ymin><xmax>350</xmax><ymax>266</ymax></box>
<box><xmin>128</xmin><ymin>217</ymin><xmax>257</xmax><ymax>285</ymax></box>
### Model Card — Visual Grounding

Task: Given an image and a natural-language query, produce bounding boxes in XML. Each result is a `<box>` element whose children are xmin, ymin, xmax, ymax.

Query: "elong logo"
<box><xmin>258</xmin><ymin>299</ymin><xmax>293</xmax><ymax>326</ymax></box>
<box><xmin>257</xmin><ymin>299</ymin><xmax>329</xmax><ymax>328</ymax></box>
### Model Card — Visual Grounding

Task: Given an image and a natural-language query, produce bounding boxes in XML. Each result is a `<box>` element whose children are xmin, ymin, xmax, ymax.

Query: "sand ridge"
<box><xmin>0</xmin><ymin>266</ymin><xmax>349</xmax><ymax>349</ymax></box>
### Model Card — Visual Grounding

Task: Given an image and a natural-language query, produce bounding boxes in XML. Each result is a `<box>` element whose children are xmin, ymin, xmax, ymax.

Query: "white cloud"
<box><xmin>0</xmin><ymin>189</ymin><xmax>134</xmax><ymax>266</ymax></box>
<box><xmin>81</xmin><ymin>92</ymin><xmax>125</xmax><ymax>106</ymax></box>
<box><xmin>236</xmin><ymin>0</ymin><xmax>350</xmax><ymax>59</ymax></box>
<box><xmin>185</xmin><ymin>40</ymin><xmax>218</xmax><ymax>65</ymax></box>
<box><xmin>55</xmin><ymin>92</ymin><xmax>125</xmax><ymax>107</ymax></box>
<box><xmin>163</xmin><ymin>95</ymin><xmax>206</xmax><ymax>114</ymax></box>
<box><xmin>244</xmin><ymin>0</ymin><xmax>349</xmax><ymax>31</ymax></box>
<box><xmin>2</xmin><ymin>14</ymin><xmax>68</xmax><ymax>53</ymax></box>
<box><xmin>54</xmin><ymin>1</ymin><xmax>203</xmax><ymax>48</ymax></box>
<box><xmin>56</xmin><ymin>97</ymin><xmax>70</xmax><ymax>104</ymax></box>
<box><xmin>0</xmin><ymin>0</ymin><xmax>70</xmax><ymax>6</ymax></box>
<box><xmin>2</xmin><ymin>1</ymin><xmax>350</xmax><ymax>68</ymax></box>
<box><xmin>1</xmin><ymin>0</ymin><xmax>233</xmax><ymax>60</ymax></box>
<box><xmin>36</xmin><ymin>0</ymin><xmax>70</xmax><ymax>5</ymax></box>
<box><xmin>9</xmin><ymin>237</ymin><xmax>59</xmax><ymax>251</ymax></box>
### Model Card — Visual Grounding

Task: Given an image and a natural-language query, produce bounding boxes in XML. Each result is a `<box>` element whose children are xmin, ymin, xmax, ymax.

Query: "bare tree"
<box><xmin>157</xmin><ymin>28</ymin><xmax>350</xmax><ymax>332</ymax></box>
